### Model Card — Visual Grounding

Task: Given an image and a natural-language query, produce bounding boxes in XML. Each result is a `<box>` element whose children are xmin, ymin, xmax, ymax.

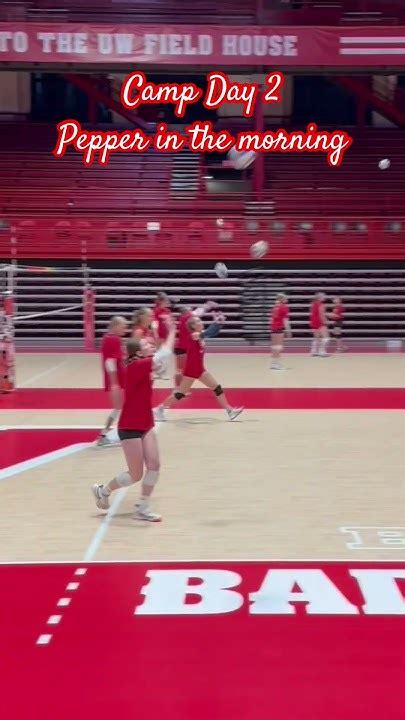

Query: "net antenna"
<box><xmin>0</xmin><ymin>263</ymin><xmax>16</xmax><ymax>392</ymax></box>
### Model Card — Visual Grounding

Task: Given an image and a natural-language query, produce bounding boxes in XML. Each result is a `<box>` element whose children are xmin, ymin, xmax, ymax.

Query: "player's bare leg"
<box><xmin>271</xmin><ymin>332</ymin><xmax>284</xmax><ymax>370</ymax></box>
<box><xmin>174</xmin><ymin>353</ymin><xmax>186</xmax><ymax>389</ymax></box>
<box><xmin>319</xmin><ymin>326</ymin><xmax>330</xmax><ymax>357</ymax></box>
<box><xmin>310</xmin><ymin>330</ymin><xmax>320</xmax><ymax>356</ymax></box>
<box><xmin>97</xmin><ymin>386</ymin><xmax>123</xmax><ymax>447</ymax></box>
<box><xmin>154</xmin><ymin>376</ymin><xmax>194</xmax><ymax>421</ymax></box>
<box><xmin>92</xmin><ymin>437</ymin><xmax>143</xmax><ymax>510</ymax></box>
<box><xmin>134</xmin><ymin>429</ymin><xmax>162</xmax><ymax>521</ymax></box>
<box><xmin>333</xmin><ymin>327</ymin><xmax>344</xmax><ymax>352</ymax></box>
<box><xmin>200</xmin><ymin>371</ymin><xmax>244</xmax><ymax>421</ymax></box>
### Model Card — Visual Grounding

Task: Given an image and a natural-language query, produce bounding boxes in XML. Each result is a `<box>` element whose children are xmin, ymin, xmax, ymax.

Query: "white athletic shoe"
<box><xmin>96</xmin><ymin>434</ymin><xmax>112</xmax><ymax>447</ymax></box>
<box><xmin>319</xmin><ymin>352</ymin><xmax>330</xmax><ymax>357</ymax></box>
<box><xmin>227</xmin><ymin>407</ymin><xmax>244</xmax><ymax>421</ymax></box>
<box><xmin>134</xmin><ymin>505</ymin><xmax>162</xmax><ymax>522</ymax></box>
<box><xmin>270</xmin><ymin>362</ymin><xmax>283</xmax><ymax>370</ymax></box>
<box><xmin>153</xmin><ymin>405</ymin><xmax>166</xmax><ymax>422</ymax></box>
<box><xmin>92</xmin><ymin>484</ymin><xmax>110</xmax><ymax>511</ymax></box>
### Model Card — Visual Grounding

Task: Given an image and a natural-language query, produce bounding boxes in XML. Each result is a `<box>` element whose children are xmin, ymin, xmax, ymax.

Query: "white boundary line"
<box><xmin>82</xmin><ymin>424</ymin><xmax>162</xmax><ymax>563</ymax></box>
<box><xmin>19</xmin><ymin>358</ymin><xmax>72</xmax><ymax>388</ymax></box>
<box><xmin>0</xmin><ymin>559</ymin><xmax>404</xmax><ymax>565</ymax></box>
<box><xmin>0</xmin><ymin>425</ymin><xmax>102</xmax><ymax>430</ymax></box>
<box><xmin>0</xmin><ymin>442</ymin><xmax>92</xmax><ymax>481</ymax></box>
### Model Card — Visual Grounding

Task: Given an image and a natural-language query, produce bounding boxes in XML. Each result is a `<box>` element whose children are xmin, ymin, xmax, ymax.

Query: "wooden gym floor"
<box><xmin>2</xmin><ymin>351</ymin><xmax>405</xmax><ymax>720</ymax></box>
<box><xmin>1</xmin><ymin>350</ymin><xmax>405</xmax><ymax>562</ymax></box>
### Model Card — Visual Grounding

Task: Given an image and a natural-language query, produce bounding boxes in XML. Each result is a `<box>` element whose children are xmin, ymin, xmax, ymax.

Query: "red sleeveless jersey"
<box><xmin>101</xmin><ymin>333</ymin><xmax>125</xmax><ymax>391</ymax></box>
<box><xmin>271</xmin><ymin>304</ymin><xmax>289</xmax><ymax>333</ymax></box>
<box><xmin>176</xmin><ymin>310</ymin><xmax>193</xmax><ymax>352</ymax></box>
<box><xmin>153</xmin><ymin>306</ymin><xmax>171</xmax><ymax>341</ymax></box>
<box><xmin>183</xmin><ymin>335</ymin><xmax>205</xmax><ymax>379</ymax></box>
<box><xmin>310</xmin><ymin>300</ymin><xmax>324</xmax><ymax>330</ymax></box>
<box><xmin>118</xmin><ymin>356</ymin><xmax>154</xmax><ymax>432</ymax></box>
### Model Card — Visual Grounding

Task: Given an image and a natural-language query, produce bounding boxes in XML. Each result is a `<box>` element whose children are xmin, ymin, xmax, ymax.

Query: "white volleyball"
<box><xmin>228</xmin><ymin>148</ymin><xmax>257</xmax><ymax>169</ymax></box>
<box><xmin>214</xmin><ymin>262</ymin><xmax>228</xmax><ymax>279</ymax></box>
<box><xmin>378</xmin><ymin>158</ymin><xmax>390</xmax><ymax>170</ymax></box>
<box><xmin>250</xmin><ymin>240</ymin><xmax>269</xmax><ymax>259</ymax></box>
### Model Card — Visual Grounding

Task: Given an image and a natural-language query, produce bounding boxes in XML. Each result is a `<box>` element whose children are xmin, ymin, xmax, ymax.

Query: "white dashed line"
<box><xmin>57</xmin><ymin>597</ymin><xmax>71</xmax><ymax>607</ymax></box>
<box><xmin>47</xmin><ymin>615</ymin><xmax>62</xmax><ymax>625</ymax></box>
<box><xmin>36</xmin><ymin>634</ymin><xmax>52</xmax><ymax>645</ymax></box>
<box><xmin>36</xmin><ymin>567</ymin><xmax>88</xmax><ymax>647</ymax></box>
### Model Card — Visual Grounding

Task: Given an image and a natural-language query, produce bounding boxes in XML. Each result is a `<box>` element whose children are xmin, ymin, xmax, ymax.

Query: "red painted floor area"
<box><xmin>1</xmin><ymin>387</ymin><xmax>405</xmax><ymax>409</ymax></box>
<box><xmin>0</xmin><ymin>429</ymin><xmax>97</xmax><ymax>469</ymax></box>
<box><xmin>1</xmin><ymin>562</ymin><xmax>405</xmax><ymax>720</ymax></box>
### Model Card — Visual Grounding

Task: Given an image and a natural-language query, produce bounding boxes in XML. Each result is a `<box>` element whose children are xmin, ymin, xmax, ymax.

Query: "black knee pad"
<box><xmin>174</xmin><ymin>391</ymin><xmax>186</xmax><ymax>400</ymax></box>
<box><xmin>214</xmin><ymin>385</ymin><xmax>224</xmax><ymax>397</ymax></box>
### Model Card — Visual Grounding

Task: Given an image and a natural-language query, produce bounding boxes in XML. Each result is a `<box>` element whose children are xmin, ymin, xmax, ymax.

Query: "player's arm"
<box><xmin>192</xmin><ymin>300</ymin><xmax>218</xmax><ymax>318</ymax></box>
<box><xmin>202</xmin><ymin>311</ymin><xmax>226</xmax><ymax>339</ymax></box>
<box><xmin>150</xmin><ymin>319</ymin><xmax>159</xmax><ymax>343</ymax></box>
<box><xmin>284</xmin><ymin>309</ymin><xmax>292</xmax><ymax>337</ymax></box>
<box><xmin>104</xmin><ymin>357</ymin><xmax>119</xmax><ymax>389</ymax></box>
<box><xmin>153</xmin><ymin>316</ymin><xmax>176</xmax><ymax>372</ymax></box>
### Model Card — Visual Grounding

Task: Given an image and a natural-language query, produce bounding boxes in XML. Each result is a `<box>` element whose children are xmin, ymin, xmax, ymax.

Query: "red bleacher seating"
<box><xmin>1</xmin><ymin>0</ymin><xmax>404</xmax><ymax>24</ymax></box>
<box><xmin>1</xmin><ymin>123</ymin><xmax>405</xmax><ymax>258</ymax></box>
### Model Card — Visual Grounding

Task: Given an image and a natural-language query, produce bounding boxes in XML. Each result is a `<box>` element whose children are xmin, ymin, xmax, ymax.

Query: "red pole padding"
<box><xmin>0</xmin><ymin>293</ymin><xmax>15</xmax><ymax>392</ymax></box>
<box><xmin>83</xmin><ymin>287</ymin><xmax>96</xmax><ymax>351</ymax></box>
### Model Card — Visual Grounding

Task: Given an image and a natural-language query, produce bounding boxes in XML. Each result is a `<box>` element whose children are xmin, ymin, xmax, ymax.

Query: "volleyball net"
<box><xmin>0</xmin><ymin>264</ymin><xmax>95</xmax><ymax>392</ymax></box>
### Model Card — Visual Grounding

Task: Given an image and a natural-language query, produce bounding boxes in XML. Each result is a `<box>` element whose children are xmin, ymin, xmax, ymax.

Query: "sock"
<box><xmin>311</xmin><ymin>339</ymin><xmax>318</xmax><ymax>354</ymax></box>
<box><xmin>102</xmin><ymin>485</ymin><xmax>112</xmax><ymax>497</ymax></box>
<box><xmin>321</xmin><ymin>337</ymin><xmax>329</xmax><ymax>353</ymax></box>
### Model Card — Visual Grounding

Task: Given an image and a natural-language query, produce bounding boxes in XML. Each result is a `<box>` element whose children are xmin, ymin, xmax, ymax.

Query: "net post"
<box><xmin>83</xmin><ymin>286</ymin><xmax>95</xmax><ymax>351</ymax></box>
<box><xmin>0</xmin><ymin>289</ymin><xmax>16</xmax><ymax>393</ymax></box>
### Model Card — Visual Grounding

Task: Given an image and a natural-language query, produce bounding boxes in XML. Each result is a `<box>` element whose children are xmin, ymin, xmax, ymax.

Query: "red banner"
<box><xmin>1</xmin><ymin>23</ymin><xmax>405</xmax><ymax>66</ymax></box>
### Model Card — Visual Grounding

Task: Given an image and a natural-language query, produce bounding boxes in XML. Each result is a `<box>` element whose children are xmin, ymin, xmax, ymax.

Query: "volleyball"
<box><xmin>227</xmin><ymin>148</ymin><xmax>257</xmax><ymax>170</ymax></box>
<box><xmin>378</xmin><ymin>158</ymin><xmax>390</xmax><ymax>170</ymax></box>
<box><xmin>214</xmin><ymin>262</ymin><xmax>228</xmax><ymax>279</ymax></box>
<box><xmin>250</xmin><ymin>240</ymin><xmax>269</xmax><ymax>259</ymax></box>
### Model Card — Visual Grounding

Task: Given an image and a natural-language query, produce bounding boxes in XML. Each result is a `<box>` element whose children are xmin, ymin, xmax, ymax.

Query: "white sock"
<box><xmin>321</xmin><ymin>337</ymin><xmax>329</xmax><ymax>353</ymax></box>
<box><xmin>102</xmin><ymin>485</ymin><xmax>112</xmax><ymax>497</ymax></box>
<box><xmin>311</xmin><ymin>339</ymin><xmax>318</xmax><ymax>354</ymax></box>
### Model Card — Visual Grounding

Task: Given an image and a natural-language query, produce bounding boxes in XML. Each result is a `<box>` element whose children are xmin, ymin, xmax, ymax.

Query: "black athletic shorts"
<box><xmin>174</xmin><ymin>348</ymin><xmax>186</xmax><ymax>356</ymax></box>
<box><xmin>118</xmin><ymin>429</ymin><xmax>146</xmax><ymax>440</ymax></box>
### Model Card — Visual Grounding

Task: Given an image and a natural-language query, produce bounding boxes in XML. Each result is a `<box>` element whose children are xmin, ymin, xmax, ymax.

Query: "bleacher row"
<box><xmin>1</xmin><ymin>125</ymin><xmax>405</xmax><ymax>221</ymax></box>
<box><xmin>2</xmin><ymin>217</ymin><xmax>405</xmax><ymax>259</ymax></box>
<box><xmin>10</xmin><ymin>267</ymin><xmax>405</xmax><ymax>345</ymax></box>
<box><xmin>0</xmin><ymin>0</ymin><xmax>403</xmax><ymax>25</ymax></box>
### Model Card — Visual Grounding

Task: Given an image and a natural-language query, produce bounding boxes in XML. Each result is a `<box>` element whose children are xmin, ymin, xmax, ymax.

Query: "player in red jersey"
<box><xmin>97</xmin><ymin>315</ymin><xmax>128</xmax><ymax>447</ymax></box>
<box><xmin>329</xmin><ymin>296</ymin><xmax>345</xmax><ymax>353</ymax></box>
<box><xmin>270</xmin><ymin>293</ymin><xmax>291</xmax><ymax>370</ymax></box>
<box><xmin>131</xmin><ymin>307</ymin><xmax>156</xmax><ymax>347</ymax></box>
<box><xmin>92</xmin><ymin>317</ymin><xmax>176</xmax><ymax>522</ymax></box>
<box><xmin>310</xmin><ymin>292</ymin><xmax>329</xmax><ymax>357</ymax></box>
<box><xmin>154</xmin><ymin>312</ymin><xmax>243</xmax><ymax>422</ymax></box>
<box><xmin>153</xmin><ymin>291</ymin><xmax>173</xmax><ymax>348</ymax></box>
<box><xmin>174</xmin><ymin>300</ymin><xmax>216</xmax><ymax>388</ymax></box>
